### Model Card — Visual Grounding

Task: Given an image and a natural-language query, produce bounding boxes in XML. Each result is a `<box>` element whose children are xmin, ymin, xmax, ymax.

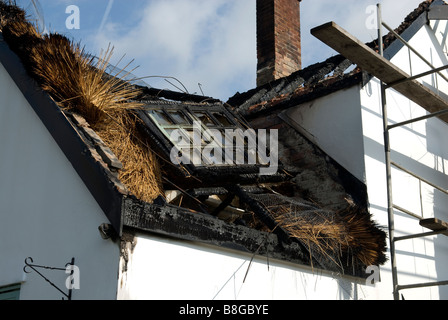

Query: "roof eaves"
<box><xmin>122</xmin><ymin>195</ymin><xmax>310</xmax><ymax>270</ymax></box>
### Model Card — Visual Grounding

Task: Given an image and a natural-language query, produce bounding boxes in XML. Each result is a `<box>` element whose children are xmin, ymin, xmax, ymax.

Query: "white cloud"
<box><xmin>87</xmin><ymin>0</ymin><xmax>428</xmax><ymax>100</ymax></box>
<box><xmin>90</xmin><ymin>0</ymin><xmax>256</xmax><ymax>100</ymax></box>
<box><xmin>301</xmin><ymin>0</ymin><xmax>426</xmax><ymax>66</ymax></box>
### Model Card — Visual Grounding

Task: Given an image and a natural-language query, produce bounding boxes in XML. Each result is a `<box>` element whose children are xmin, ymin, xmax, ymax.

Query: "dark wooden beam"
<box><xmin>122</xmin><ymin>197</ymin><xmax>309</xmax><ymax>265</ymax></box>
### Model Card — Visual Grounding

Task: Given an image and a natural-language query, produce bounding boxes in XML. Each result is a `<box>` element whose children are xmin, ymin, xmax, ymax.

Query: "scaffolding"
<box><xmin>312</xmin><ymin>3</ymin><xmax>448</xmax><ymax>300</ymax></box>
<box><xmin>377</xmin><ymin>4</ymin><xmax>448</xmax><ymax>300</ymax></box>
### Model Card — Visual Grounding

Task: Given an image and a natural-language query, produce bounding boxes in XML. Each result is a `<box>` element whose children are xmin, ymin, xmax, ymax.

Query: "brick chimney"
<box><xmin>256</xmin><ymin>0</ymin><xmax>302</xmax><ymax>87</ymax></box>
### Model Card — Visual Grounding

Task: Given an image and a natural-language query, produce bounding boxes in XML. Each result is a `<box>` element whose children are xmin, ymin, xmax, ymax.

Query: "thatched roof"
<box><xmin>0</xmin><ymin>1</ymin><xmax>389</xmax><ymax>273</ymax></box>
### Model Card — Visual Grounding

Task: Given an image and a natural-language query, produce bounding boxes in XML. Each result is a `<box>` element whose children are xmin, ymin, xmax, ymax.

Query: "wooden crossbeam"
<box><xmin>311</xmin><ymin>22</ymin><xmax>448</xmax><ymax>124</ymax></box>
<box><xmin>420</xmin><ymin>218</ymin><xmax>448</xmax><ymax>236</ymax></box>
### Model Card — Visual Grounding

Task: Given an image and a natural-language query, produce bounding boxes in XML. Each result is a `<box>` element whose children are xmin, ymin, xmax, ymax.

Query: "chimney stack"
<box><xmin>256</xmin><ymin>0</ymin><xmax>302</xmax><ymax>87</ymax></box>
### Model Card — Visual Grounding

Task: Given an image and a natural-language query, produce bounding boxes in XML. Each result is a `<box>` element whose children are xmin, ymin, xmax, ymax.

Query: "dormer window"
<box><xmin>139</xmin><ymin>101</ymin><xmax>278</xmax><ymax>175</ymax></box>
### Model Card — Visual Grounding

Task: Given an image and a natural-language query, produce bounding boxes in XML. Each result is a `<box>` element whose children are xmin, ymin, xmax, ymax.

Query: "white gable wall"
<box><xmin>0</xmin><ymin>62</ymin><xmax>120</xmax><ymax>300</ymax></box>
<box><xmin>279</xmin><ymin>84</ymin><xmax>365</xmax><ymax>182</ymax></box>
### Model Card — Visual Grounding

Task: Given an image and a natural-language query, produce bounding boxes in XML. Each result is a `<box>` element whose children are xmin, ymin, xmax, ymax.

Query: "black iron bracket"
<box><xmin>23</xmin><ymin>257</ymin><xmax>76</xmax><ymax>300</ymax></box>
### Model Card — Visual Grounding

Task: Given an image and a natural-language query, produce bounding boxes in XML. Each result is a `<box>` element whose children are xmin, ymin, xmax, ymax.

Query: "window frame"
<box><xmin>0</xmin><ymin>283</ymin><xmax>21</xmax><ymax>300</ymax></box>
<box><xmin>139</xmin><ymin>102</ymin><xmax>261</xmax><ymax>170</ymax></box>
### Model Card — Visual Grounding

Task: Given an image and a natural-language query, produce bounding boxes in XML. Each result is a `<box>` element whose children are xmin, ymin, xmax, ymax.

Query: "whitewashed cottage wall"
<box><xmin>0</xmin><ymin>62</ymin><xmax>120</xmax><ymax>300</ymax></box>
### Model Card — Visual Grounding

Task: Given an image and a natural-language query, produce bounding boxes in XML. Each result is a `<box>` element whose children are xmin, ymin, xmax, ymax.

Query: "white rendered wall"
<box><xmin>118</xmin><ymin>232</ymin><xmax>377</xmax><ymax>300</ymax></box>
<box><xmin>0</xmin><ymin>62</ymin><xmax>120</xmax><ymax>300</ymax></box>
<box><xmin>280</xmin><ymin>85</ymin><xmax>366</xmax><ymax>182</ymax></box>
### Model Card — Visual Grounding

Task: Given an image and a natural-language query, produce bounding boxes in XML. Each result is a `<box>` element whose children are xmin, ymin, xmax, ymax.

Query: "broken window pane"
<box><xmin>193</xmin><ymin>111</ymin><xmax>215</xmax><ymax>127</ymax></box>
<box><xmin>148</xmin><ymin>110</ymin><xmax>173</xmax><ymax>126</ymax></box>
<box><xmin>165</xmin><ymin>129</ymin><xmax>191</xmax><ymax>147</ymax></box>
<box><xmin>202</xmin><ymin>129</ymin><xmax>224</xmax><ymax>147</ymax></box>
<box><xmin>141</xmin><ymin>103</ymin><xmax>268</xmax><ymax>169</ymax></box>
<box><xmin>212</xmin><ymin>112</ymin><xmax>232</xmax><ymax>126</ymax></box>
<box><xmin>184</xmin><ymin>129</ymin><xmax>209</xmax><ymax>145</ymax></box>
<box><xmin>167</xmin><ymin>110</ymin><xmax>190</xmax><ymax>125</ymax></box>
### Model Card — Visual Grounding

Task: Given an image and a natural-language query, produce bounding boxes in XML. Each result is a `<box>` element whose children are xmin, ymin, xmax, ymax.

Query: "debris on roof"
<box><xmin>251</xmin><ymin>191</ymin><xmax>387</xmax><ymax>269</ymax></box>
<box><xmin>222</xmin><ymin>0</ymin><xmax>439</xmax><ymax>272</ymax></box>
<box><xmin>0</xmin><ymin>1</ymin><xmax>388</xmax><ymax>273</ymax></box>
<box><xmin>228</xmin><ymin>52</ymin><xmax>363</xmax><ymax>119</ymax></box>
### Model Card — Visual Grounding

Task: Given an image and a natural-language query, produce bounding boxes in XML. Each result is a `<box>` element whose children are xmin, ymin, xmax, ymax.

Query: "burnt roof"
<box><xmin>0</xmin><ymin>29</ymin><xmax>302</xmax><ymax>268</ymax></box>
<box><xmin>0</xmin><ymin>1</ymin><xmax>392</xmax><ymax>274</ymax></box>
<box><xmin>228</xmin><ymin>0</ymin><xmax>438</xmax><ymax>118</ymax></box>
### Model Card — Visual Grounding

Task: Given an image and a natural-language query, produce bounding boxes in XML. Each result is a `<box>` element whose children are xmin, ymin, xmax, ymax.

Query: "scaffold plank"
<box><xmin>311</xmin><ymin>21</ymin><xmax>448</xmax><ymax>123</ymax></box>
<box><xmin>420</xmin><ymin>218</ymin><xmax>448</xmax><ymax>236</ymax></box>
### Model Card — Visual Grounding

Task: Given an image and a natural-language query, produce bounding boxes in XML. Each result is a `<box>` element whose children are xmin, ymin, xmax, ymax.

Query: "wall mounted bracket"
<box><xmin>23</xmin><ymin>257</ymin><xmax>76</xmax><ymax>300</ymax></box>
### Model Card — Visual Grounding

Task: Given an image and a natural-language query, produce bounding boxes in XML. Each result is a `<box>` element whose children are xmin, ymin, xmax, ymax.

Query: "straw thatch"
<box><xmin>94</xmin><ymin>111</ymin><xmax>163</xmax><ymax>203</ymax></box>
<box><xmin>249</xmin><ymin>192</ymin><xmax>387</xmax><ymax>270</ymax></box>
<box><xmin>0</xmin><ymin>2</ymin><xmax>163</xmax><ymax>203</ymax></box>
<box><xmin>0</xmin><ymin>1</ymin><xmax>26</xmax><ymax>31</ymax></box>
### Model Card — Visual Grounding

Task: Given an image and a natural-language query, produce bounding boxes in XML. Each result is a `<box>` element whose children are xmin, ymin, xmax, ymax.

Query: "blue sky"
<box><xmin>15</xmin><ymin>0</ymin><xmax>426</xmax><ymax>101</ymax></box>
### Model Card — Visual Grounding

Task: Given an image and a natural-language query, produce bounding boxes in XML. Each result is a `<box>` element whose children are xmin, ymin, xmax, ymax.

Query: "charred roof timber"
<box><xmin>0</xmin><ymin>0</ymin><xmax>390</xmax><ymax>275</ymax></box>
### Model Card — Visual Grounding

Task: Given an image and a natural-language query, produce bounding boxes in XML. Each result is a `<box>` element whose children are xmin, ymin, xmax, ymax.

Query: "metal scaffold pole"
<box><xmin>377</xmin><ymin>3</ymin><xmax>400</xmax><ymax>301</ymax></box>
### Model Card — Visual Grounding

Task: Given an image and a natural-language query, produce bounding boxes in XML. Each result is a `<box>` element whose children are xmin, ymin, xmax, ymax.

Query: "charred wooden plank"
<box><xmin>122</xmin><ymin>197</ymin><xmax>308</xmax><ymax>265</ymax></box>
